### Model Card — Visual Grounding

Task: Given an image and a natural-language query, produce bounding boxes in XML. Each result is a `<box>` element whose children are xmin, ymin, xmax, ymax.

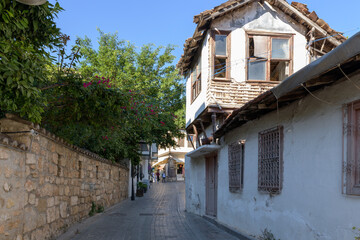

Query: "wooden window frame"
<box><xmin>191</xmin><ymin>57</ymin><xmax>201</xmax><ymax>103</ymax></box>
<box><xmin>246</xmin><ymin>32</ymin><xmax>293</xmax><ymax>82</ymax></box>
<box><xmin>211</xmin><ymin>30</ymin><xmax>231</xmax><ymax>81</ymax></box>
<box><xmin>228</xmin><ymin>140</ymin><xmax>245</xmax><ymax>193</ymax></box>
<box><xmin>344</xmin><ymin>100</ymin><xmax>360</xmax><ymax>195</ymax></box>
<box><xmin>258</xmin><ymin>126</ymin><xmax>284</xmax><ymax>194</ymax></box>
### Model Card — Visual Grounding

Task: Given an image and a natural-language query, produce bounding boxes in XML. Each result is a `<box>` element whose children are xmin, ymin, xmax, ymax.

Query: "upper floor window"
<box><xmin>247</xmin><ymin>34</ymin><xmax>293</xmax><ymax>82</ymax></box>
<box><xmin>191</xmin><ymin>57</ymin><xmax>201</xmax><ymax>102</ymax></box>
<box><xmin>344</xmin><ymin>100</ymin><xmax>360</xmax><ymax>195</ymax></box>
<box><xmin>258</xmin><ymin>126</ymin><xmax>283</xmax><ymax>194</ymax></box>
<box><xmin>212</xmin><ymin>30</ymin><xmax>231</xmax><ymax>80</ymax></box>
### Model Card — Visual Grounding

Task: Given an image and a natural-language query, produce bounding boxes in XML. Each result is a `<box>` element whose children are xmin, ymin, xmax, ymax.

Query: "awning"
<box><xmin>185</xmin><ymin>144</ymin><xmax>221</xmax><ymax>158</ymax></box>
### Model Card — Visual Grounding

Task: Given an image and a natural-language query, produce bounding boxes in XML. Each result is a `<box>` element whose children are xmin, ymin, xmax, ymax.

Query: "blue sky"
<box><xmin>51</xmin><ymin>0</ymin><xmax>360</xmax><ymax>65</ymax></box>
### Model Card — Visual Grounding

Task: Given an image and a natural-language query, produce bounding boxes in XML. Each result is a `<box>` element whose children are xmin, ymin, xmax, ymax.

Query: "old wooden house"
<box><xmin>180</xmin><ymin>0</ymin><xmax>349</xmax><ymax>239</ymax></box>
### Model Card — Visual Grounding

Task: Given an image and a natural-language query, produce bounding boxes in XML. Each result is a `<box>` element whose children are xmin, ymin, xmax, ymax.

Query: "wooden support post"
<box><xmin>186</xmin><ymin>131</ymin><xmax>195</xmax><ymax>150</ymax></box>
<box><xmin>192</xmin><ymin>124</ymin><xmax>201</xmax><ymax>147</ymax></box>
<box><xmin>199</xmin><ymin>120</ymin><xmax>208</xmax><ymax>139</ymax></box>
<box><xmin>212</xmin><ymin>113</ymin><xmax>216</xmax><ymax>143</ymax></box>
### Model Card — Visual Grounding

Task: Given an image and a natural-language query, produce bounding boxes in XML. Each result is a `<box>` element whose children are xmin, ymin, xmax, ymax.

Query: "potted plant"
<box><xmin>136</xmin><ymin>182</ymin><xmax>146</xmax><ymax>197</ymax></box>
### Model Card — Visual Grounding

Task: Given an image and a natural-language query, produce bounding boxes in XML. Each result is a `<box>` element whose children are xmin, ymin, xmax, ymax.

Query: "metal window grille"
<box><xmin>228</xmin><ymin>141</ymin><xmax>244</xmax><ymax>192</ymax></box>
<box><xmin>344</xmin><ymin>101</ymin><xmax>360</xmax><ymax>195</ymax></box>
<box><xmin>258</xmin><ymin>126</ymin><xmax>283</xmax><ymax>194</ymax></box>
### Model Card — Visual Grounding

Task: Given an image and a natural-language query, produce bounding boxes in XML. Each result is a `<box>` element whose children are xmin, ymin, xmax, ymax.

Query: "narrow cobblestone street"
<box><xmin>57</xmin><ymin>182</ymin><xmax>240</xmax><ymax>240</ymax></box>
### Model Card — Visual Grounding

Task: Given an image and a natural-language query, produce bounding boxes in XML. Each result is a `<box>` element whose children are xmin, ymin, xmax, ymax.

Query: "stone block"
<box><xmin>39</xmin><ymin>184</ymin><xmax>52</xmax><ymax>197</ymax></box>
<box><xmin>36</xmin><ymin>214</ymin><xmax>46</xmax><ymax>227</ymax></box>
<box><xmin>70</xmin><ymin>196</ymin><xmax>78</xmax><ymax>206</ymax></box>
<box><xmin>6</xmin><ymin>198</ymin><xmax>15</xmax><ymax>209</ymax></box>
<box><xmin>70</xmin><ymin>206</ymin><xmax>78</xmax><ymax>215</ymax></box>
<box><xmin>60</xmin><ymin>202</ymin><xmax>68</xmax><ymax>218</ymax></box>
<box><xmin>47</xmin><ymin>197</ymin><xmax>54</xmax><ymax>207</ymax></box>
<box><xmin>0</xmin><ymin>150</ymin><xmax>9</xmax><ymax>160</ymax></box>
<box><xmin>28</xmin><ymin>193</ymin><xmax>36</xmax><ymax>205</ymax></box>
<box><xmin>46</xmin><ymin>206</ymin><xmax>56</xmax><ymax>223</ymax></box>
<box><xmin>25</xmin><ymin>180</ymin><xmax>35</xmax><ymax>192</ymax></box>
<box><xmin>25</xmin><ymin>153</ymin><xmax>36</xmax><ymax>165</ymax></box>
<box><xmin>31</xmin><ymin>142</ymin><xmax>40</xmax><ymax>154</ymax></box>
<box><xmin>3</xmin><ymin>182</ymin><xmax>12</xmax><ymax>192</ymax></box>
<box><xmin>7</xmin><ymin>219</ymin><xmax>20</xmax><ymax>230</ymax></box>
<box><xmin>52</xmin><ymin>153</ymin><xmax>58</xmax><ymax>164</ymax></box>
<box><xmin>24</xmin><ymin>207</ymin><xmax>37</xmax><ymax>232</ymax></box>
<box><xmin>37</xmin><ymin>198</ymin><xmax>47</xmax><ymax>212</ymax></box>
<box><xmin>4</xmin><ymin>167</ymin><xmax>13</xmax><ymax>178</ymax></box>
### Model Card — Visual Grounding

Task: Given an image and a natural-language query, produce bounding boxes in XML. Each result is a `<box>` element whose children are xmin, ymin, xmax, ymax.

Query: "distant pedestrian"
<box><xmin>156</xmin><ymin>171</ymin><xmax>160</xmax><ymax>183</ymax></box>
<box><xmin>162</xmin><ymin>172</ymin><xmax>166</xmax><ymax>182</ymax></box>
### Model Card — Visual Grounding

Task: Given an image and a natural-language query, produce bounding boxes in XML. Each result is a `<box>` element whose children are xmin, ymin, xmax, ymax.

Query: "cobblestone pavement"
<box><xmin>57</xmin><ymin>181</ymin><xmax>240</xmax><ymax>240</ymax></box>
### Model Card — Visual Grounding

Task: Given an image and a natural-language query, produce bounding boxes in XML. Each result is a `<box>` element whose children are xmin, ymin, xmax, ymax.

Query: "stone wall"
<box><xmin>0</xmin><ymin>115</ymin><xmax>129</xmax><ymax>240</ymax></box>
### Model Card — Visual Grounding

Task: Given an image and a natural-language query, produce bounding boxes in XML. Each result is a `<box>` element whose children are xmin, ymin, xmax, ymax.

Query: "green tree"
<box><xmin>0</xmin><ymin>0</ymin><xmax>62</xmax><ymax>122</ymax></box>
<box><xmin>76</xmin><ymin>30</ymin><xmax>185</xmax><ymax>128</ymax></box>
<box><xmin>41</xmin><ymin>30</ymin><xmax>185</xmax><ymax>164</ymax></box>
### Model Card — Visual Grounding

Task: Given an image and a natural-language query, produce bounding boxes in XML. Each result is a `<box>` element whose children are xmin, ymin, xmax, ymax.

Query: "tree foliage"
<box><xmin>0</xmin><ymin>0</ymin><xmax>62</xmax><ymax>122</ymax></box>
<box><xmin>1</xmin><ymin>1</ymin><xmax>185</xmax><ymax>164</ymax></box>
<box><xmin>41</xmin><ymin>31</ymin><xmax>185</xmax><ymax>164</ymax></box>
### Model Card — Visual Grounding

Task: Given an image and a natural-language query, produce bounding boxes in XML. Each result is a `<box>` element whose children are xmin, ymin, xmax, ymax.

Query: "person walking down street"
<box><xmin>162</xmin><ymin>172</ymin><xmax>166</xmax><ymax>183</ymax></box>
<box><xmin>156</xmin><ymin>170</ymin><xmax>160</xmax><ymax>183</ymax></box>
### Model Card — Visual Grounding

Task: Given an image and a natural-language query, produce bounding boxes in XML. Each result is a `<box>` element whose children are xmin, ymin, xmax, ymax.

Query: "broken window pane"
<box><xmin>248</xmin><ymin>60</ymin><xmax>266</xmax><ymax>80</ymax></box>
<box><xmin>252</xmin><ymin>36</ymin><xmax>268</xmax><ymax>59</ymax></box>
<box><xmin>272</xmin><ymin>38</ymin><xmax>289</xmax><ymax>59</ymax></box>
<box><xmin>270</xmin><ymin>61</ymin><xmax>289</xmax><ymax>81</ymax></box>
<box><xmin>214</xmin><ymin>57</ymin><xmax>226</xmax><ymax>78</ymax></box>
<box><xmin>215</xmin><ymin>35</ymin><xmax>227</xmax><ymax>56</ymax></box>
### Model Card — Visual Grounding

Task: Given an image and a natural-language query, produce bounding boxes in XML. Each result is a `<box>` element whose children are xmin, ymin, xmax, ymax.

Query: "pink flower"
<box><xmin>95</xmin><ymin>76</ymin><xmax>99</xmax><ymax>78</ymax></box>
<box><xmin>102</xmin><ymin>77</ymin><xmax>105</xmax><ymax>80</ymax></box>
<box><xmin>97</xmin><ymin>80</ymin><xmax>101</xmax><ymax>84</ymax></box>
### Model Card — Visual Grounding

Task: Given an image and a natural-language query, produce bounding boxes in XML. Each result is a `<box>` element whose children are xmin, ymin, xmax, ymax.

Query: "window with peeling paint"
<box><xmin>191</xmin><ymin>57</ymin><xmax>201</xmax><ymax>103</ymax></box>
<box><xmin>247</xmin><ymin>34</ymin><xmax>292</xmax><ymax>82</ymax></box>
<box><xmin>212</xmin><ymin>30</ymin><xmax>231</xmax><ymax>80</ymax></box>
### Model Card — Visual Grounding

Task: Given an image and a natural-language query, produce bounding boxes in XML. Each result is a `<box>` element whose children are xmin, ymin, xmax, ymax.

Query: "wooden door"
<box><xmin>206</xmin><ymin>154</ymin><xmax>217</xmax><ymax>216</ymax></box>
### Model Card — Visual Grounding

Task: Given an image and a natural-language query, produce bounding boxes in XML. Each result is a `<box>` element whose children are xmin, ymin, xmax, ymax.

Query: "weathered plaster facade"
<box><xmin>186</xmin><ymin>1</ymin><xmax>309</xmax><ymax>127</ymax></box>
<box><xmin>0</xmin><ymin>116</ymin><xmax>129</xmax><ymax>240</ymax></box>
<box><xmin>210</xmin><ymin>72</ymin><xmax>360</xmax><ymax>240</ymax></box>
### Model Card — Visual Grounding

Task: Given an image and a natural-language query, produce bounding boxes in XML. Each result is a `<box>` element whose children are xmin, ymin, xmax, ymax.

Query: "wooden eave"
<box><xmin>177</xmin><ymin>0</ymin><xmax>346</xmax><ymax>75</ymax></box>
<box><xmin>214</xmin><ymin>55</ymin><xmax>360</xmax><ymax>138</ymax></box>
<box><xmin>186</xmin><ymin>105</ymin><xmax>237</xmax><ymax>135</ymax></box>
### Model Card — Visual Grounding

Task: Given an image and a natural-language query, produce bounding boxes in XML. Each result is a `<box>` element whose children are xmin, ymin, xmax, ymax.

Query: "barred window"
<box><xmin>228</xmin><ymin>141</ymin><xmax>245</xmax><ymax>192</ymax></box>
<box><xmin>258</xmin><ymin>126</ymin><xmax>283</xmax><ymax>194</ymax></box>
<box><xmin>344</xmin><ymin>100</ymin><xmax>360</xmax><ymax>195</ymax></box>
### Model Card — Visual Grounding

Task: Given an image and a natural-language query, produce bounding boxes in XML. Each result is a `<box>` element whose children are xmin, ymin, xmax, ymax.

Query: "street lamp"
<box><xmin>16</xmin><ymin>0</ymin><xmax>47</xmax><ymax>5</ymax></box>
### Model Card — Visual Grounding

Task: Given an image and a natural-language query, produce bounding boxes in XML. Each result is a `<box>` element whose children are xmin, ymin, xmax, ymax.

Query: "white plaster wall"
<box><xmin>215</xmin><ymin>73</ymin><xmax>360</xmax><ymax>240</ymax></box>
<box><xmin>185</xmin><ymin>155</ymin><xmax>206</xmax><ymax>215</ymax></box>
<box><xmin>212</xmin><ymin>1</ymin><xmax>308</xmax><ymax>83</ymax></box>
<box><xmin>186</xmin><ymin>1</ymin><xmax>309</xmax><ymax>128</ymax></box>
<box><xmin>186</xmin><ymin>33</ymin><xmax>210</xmax><ymax>128</ymax></box>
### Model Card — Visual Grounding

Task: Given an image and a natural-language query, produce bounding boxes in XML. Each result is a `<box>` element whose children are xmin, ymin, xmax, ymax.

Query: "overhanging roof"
<box><xmin>177</xmin><ymin>0</ymin><xmax>346</xmax><ymax>75</ymax></box>
<box><xmin>186</xmin><ymin>144</ymin><xmax>221</xmax><ymax>158</ymax></box>
<box><xmin>214</xmin><ymin>31</ymin><xmax>360</xmax><ymax>138</ymax></box>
